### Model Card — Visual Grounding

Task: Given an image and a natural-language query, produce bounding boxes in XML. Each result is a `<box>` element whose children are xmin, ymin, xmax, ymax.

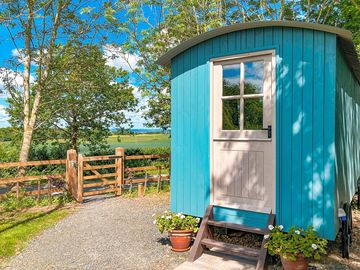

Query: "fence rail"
<box><xmin>0</xmin><ymin>159</ymin><xmax>66</xmax><ymax>168</ymax></box>
<box><xmin>0</xmin><ymin>147</ymin><xmax>170</xmax><ymax>203</ymax></box>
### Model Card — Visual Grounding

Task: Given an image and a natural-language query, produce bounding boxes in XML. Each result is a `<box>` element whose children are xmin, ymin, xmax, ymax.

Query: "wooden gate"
<box><xmin>76</xmin><ymin>148</ymin><xmax>124</xmax><ymax>202</ymax></box>
<box><xmin>70</xmin><ymin>147</ymin><xmax>170</xmax><ymax>202</ymax></box>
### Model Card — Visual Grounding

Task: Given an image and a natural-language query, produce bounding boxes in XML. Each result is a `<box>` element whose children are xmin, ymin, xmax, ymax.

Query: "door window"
<box><xmin>214</xmin><ymin>53</ymin><xmax>273</xmax><ymax>139</ymax></box>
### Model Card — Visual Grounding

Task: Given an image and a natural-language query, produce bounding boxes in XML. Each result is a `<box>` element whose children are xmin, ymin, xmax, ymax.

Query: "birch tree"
<box><xmin>0</xmin><ymin>0</ymin><xmax>106</xmax><ymax>164</ymax></box>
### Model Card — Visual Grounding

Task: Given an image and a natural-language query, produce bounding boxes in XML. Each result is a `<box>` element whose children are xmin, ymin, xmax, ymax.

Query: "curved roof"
<box><xmin>156</xmin><ymin>21</ymin><xmax>360</xmax><ymax>83</ymax></box>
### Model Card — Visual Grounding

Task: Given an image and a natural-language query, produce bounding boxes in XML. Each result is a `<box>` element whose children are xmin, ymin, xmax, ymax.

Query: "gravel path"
<box><xmin>3</xmin><ymin>194</ymin><xmax>188</xmax><ymax>270</ymax></box>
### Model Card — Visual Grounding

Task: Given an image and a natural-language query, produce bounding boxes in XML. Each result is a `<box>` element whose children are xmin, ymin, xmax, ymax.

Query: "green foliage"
<box><xmin>0</xmin><ymin>128</ymin><xmax>19</xmax><ymax>142</ymax></box>
<box><xmin>111</xmin><ymin>0</ymin><xmax>359</xmax><ymax>130</ymax></box>
<box><xmin>8</xmin><ymin>44</ymin><xmax>138</xmax><ymax>151</ymax></box>
<box><xmin>153</xmin><ymin>211</ymin><xmax>200</xmax><ymax>233</ymax></box>
<box><xmin>264</xmin><ymin>225</ymin><xmax>328</xmax><ymax>261</ymax></box>
<box><xmin>0</xmin><ymin>190</ymin><xmax>73</xmax><ymax>212</ymax></box>
<box><xmin>0</xmin><ymin>192</ymin><xmax>36</xmax><ymax>212</ymax></box>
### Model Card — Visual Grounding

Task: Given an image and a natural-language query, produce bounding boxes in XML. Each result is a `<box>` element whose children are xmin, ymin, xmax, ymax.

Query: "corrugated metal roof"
<box><xmin>156</xmin><ymin>21</ymin><xmax>360</xmax><ymax>83</ymax></box>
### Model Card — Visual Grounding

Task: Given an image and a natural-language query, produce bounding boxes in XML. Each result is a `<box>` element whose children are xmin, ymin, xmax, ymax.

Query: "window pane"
<box><xmin>244</xmin><ymin>98</ymin><xmax>263</xmax><ymax>130</ymax></box>
<box><xmin>223</xmin><ymin>64</ymin><xmax>240</xmax><ymax>96</ymax></box>
<box><xmin>222</xmin><ymin>99</ymin><xmax>240</xmax><ymax>130</ymax></box>
<box><xmin>244</xmin><ymin>61</ymin><xmax>264</xmax><ymax>94</ymax></box>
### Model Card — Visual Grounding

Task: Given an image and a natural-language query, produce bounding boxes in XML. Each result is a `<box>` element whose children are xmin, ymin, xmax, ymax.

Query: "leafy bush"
<box><xmin>0</xmin><ymin>190</ymin><xmax>73</xmax><ymax>212</ymax></box>
<box><xmin>264</xmin><ymin>225</ymin><xmax>328</xmax><ymax>261</ymax></box>
<box><xmin>0</xmin><ymin>191</ymin><xmax>36</xmax><ymax>212</ymax></box>
<box><xmin>153</xmin><ymin>211</ymin><xmax>200</xmax><ymax>233</ymax></box>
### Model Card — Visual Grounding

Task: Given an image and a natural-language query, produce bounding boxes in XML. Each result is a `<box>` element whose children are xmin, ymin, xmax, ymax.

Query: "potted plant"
<box><xmin>264</xmin><ymin>225</ymin><xmax>327</xmax><ymax>270</ymax></box>
<box><xmin>153</xmin><ymin>211</ymin><xmax>200</xmax><ymax>252</ymax></box>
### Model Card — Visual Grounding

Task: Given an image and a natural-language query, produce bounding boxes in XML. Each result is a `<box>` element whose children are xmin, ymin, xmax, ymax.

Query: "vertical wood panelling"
<box><xmin>197</xmin><ymin>42</ymin><xmax>206</xmax><ymax>216</ymax></box>
<box><xmin>183</xmin><ymin>49</ymin><xmax>191</xmax><ymax>214</ymax></box>
<box><xmin>312</xmin><ymin>31</ymin><xmax>325</xmax><ymax>236</ymax></box>
<box><xmin>282</xmin><ymin>27</ymin><xmax>293</xmax><ymax>230</ymax></box>
<box><xmin>246</xmin><ymin>29</ymin><xmax>255</xmax><ymax>49</ymax></box>
<box><xmin>255</xmin><ymin>28</ymin><xmax>264</xmax><ymax>47</ymax></box>
<box><xmin>203</xmin><ymin>40</ymin><xmax>212</xmax><ymax>213</ymax></box>
<box><xmin>302</xmin><ymin>29</ymin><xmax>314</xmax><ymax>228</ymax></box>
<box><xmin>170</xmin><ymin>57</ymin><xmax>178</xmax><ymax>212</ymax></box>
<box><xmin>334</xmin><ymin>47</ymin><xmax>360</xmax><ymax>237</ymax></box>
<box><xmin>170</xmin><ymin>26</ymin><xmax>338</xmax><ymax>239</ymax></box>
<box><xmin>272</xmin><ymin>27</ymin><xmax>282</xmax><ymax>224</ymax></box>
<box><xmin>178</xmin><ymin>53</ymin><xmax>185</xmax><ymax>212</ymax></box>
<box><xmin>228</xmin><ymin>32</ymin><xmax>236</xmax><ymax>52</ymax></box>
<box><xmin>292</xmin><ymin>28</ymin><xmax>303</xmax><ymax>227</ymax></box>
<box><xmin>190</xmin><ymin>46</ymin><xmax>198</xmax><ymax>214</ymax></box>
<box><xmin>323</xmin><ymin>33</ymin><xmax>336</xmax><ymax>240</ymax></box>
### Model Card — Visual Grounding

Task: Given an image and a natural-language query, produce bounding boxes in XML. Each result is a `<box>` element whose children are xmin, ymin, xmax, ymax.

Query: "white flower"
<box><xmin>180</xmin><ymin>215</ymin><xmax>185</xmax><ymax>219</ymax></box>
<box><xmin>268</xmin><ymin>225</ymin><xmax>274</xmax><ymax>231</ymax></box>
<box><xmin>161</xmin><ymin>215</ymin><xmax>165</xmax><ymax>218</ymax></box>
<box><xmin>295</xmin><ymin>230</ymin><xmax>300</xmax><ymax>235</ymax></box>
<box><xmin>264</xmin><ymin>234</ymin><xmax>270</xmax><ymax>239</ymax></box>
<box><xmin>153</xmin><ymin>220</ymin><xmax>157</xmax><ymax>224</ymax></box>
<box><xmin>164</xmin><ymin>210</ymin><xmax>168</xmax><ymax>213</ymax></box>
<box><xmin>279</xmin><ymin>225</ymin><xmax>284</xmax><ymax>231</ymax></box>
<box><xmin>176</xmin><ymin>213</ymin><xmax>182</xmax><ymax>217</ymax></box>
<box><xmin>166</xmin><ymin>216</ymin><xmax>172</xmax><ymax>219</ymax></box>
<box><xmin>196</xmin><ymin>218</ymin><xmax>200</xmax><ymax>223</ymax></box>
<box><xmin>311</xmin><ymin>244</ymin><xmax>317</xmax><ymax>250</ymax></box>
<box><xmin>152</xmin><ymin>213</ymin><xmax>156</xmax><ymax>217</ymax></box>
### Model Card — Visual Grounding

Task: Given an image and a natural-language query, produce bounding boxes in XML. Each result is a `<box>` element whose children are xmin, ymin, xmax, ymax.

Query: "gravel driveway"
<box><xmin>3</xmin><ymin>194</ymin><xmax>188</xmax><ymax>270</ymax></box>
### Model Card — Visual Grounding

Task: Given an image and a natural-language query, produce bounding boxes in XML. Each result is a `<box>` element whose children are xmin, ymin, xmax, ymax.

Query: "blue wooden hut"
<box><xmin>157</xmin><ymin>21</ymin><xmax>360</xmax><ymax>245</ymax></box>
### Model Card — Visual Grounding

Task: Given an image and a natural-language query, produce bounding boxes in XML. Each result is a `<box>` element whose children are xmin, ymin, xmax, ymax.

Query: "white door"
<box><xmin>211</xmin><ymin>51</ymin><xmax>276</xmax><ymax>214</ymax></box>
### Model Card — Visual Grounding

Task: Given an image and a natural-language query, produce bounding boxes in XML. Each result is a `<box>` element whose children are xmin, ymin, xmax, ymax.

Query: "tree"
<box><xmin>0</xmin><ymin>0</ymin><xmax>108</xmax><ymax>164</ymax></box>
<box><xmin>109</xmin><ymin>0</ymin><xmax>359</xmax><ymax>130</ymax></box>
<box><xmin>8</xmin><ymin>44</ymin><xmax>137</xmax><ymax>151</ymax></box>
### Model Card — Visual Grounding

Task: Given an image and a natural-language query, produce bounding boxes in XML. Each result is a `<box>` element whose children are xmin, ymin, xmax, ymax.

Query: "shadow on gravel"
<box><xmin>157</xmin><ymin>237</ymin><xmax>171</xmax><ymax>246</ymax></box>
<box><xmin>82</xmin><ymin>194</ymin><xmax>115</xmax><ymax>204</ymax></box>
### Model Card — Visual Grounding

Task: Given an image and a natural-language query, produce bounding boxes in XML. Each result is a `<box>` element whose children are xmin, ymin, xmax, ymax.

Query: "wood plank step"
<box><xmin>201</xmin><ymin>238</ymin><xmax>260</xmax><ymax>259</ymax></box>
<box><xmin>207</xmin><ymin>220</ymin><xmax>265</xmax><ymax>235</ymax></box>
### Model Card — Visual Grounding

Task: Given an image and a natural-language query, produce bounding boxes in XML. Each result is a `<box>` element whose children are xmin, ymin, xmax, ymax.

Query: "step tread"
<box><xmin>201</xmin><ymin>238</ymin><xmax>260</xmax><ymax>258</ymax></box>
<box><xmin>207</xmin><ymin>220</ymin><xmax>265</xmax><ymax>235</ymax></box>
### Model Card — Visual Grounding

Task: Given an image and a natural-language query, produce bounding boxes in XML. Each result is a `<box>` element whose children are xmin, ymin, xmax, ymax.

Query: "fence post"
<box><xmin>77</xmin><ymin>154</ymin><xmax>84</xmax><ymax>202</ymax></box>
<box><xmin>115</xmin><ymin>147</ymin><xmax>124</xmax><ymax>196</ymax></box>
<box><xmin>66</xmin><ymin>149</ymin><xmax>77</xmax><ymax>199</ymax></box>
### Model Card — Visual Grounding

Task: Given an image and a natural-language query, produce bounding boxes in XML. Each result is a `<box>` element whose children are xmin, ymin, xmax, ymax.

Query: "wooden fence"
<box><xmin>0</xmin><ymin>147</ymin><xmax>170</xmax><ymax>202</ymax></box>
<box><xmin>0</xmin><ymin>159</ymin><xmax>67</xmax><ymax>202</ymax></box>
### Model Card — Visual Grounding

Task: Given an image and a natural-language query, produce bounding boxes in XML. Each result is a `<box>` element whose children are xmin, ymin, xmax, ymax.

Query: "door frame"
<box><xmin>209</xmin><ymin>49</ymin><xmax>277</xmax><ymax>213</ymax></box>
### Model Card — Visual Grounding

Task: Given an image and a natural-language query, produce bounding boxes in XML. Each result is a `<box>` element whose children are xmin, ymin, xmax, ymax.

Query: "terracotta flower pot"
<box><xmin>280</xmin><ymin>254</ymin><xmax>309</xmax><ymax>270</ymax></box>
<box><xmin>169</xmin><ymin>229</ymin><xmax>193</xmax><ymax>252</ymax></box>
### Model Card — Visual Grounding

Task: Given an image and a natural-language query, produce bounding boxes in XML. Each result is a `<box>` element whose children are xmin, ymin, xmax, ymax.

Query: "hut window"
<box><xmin>220</xmin><ymin>60</ymin><xmax>265</xmax><ymax>131</ymax></box>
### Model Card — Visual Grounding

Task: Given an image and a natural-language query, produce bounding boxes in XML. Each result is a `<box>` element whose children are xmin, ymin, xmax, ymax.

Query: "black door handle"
<box><xmin>262</xmin><ymin>125</ymin><xmax>272</xmax><ymax>139</ymax></box>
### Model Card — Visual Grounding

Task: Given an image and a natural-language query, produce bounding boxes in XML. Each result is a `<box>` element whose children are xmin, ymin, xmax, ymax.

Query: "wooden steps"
<box><xmin>188</xmin><ymin>205</ymin><xmax>275</xmax><ymax>270</ymax></box>
<box><xmin>207</xmin><ymin>220</ymin><xmax>265</xmax><ymax>235</ymax></box>
<box><xmin>201</xmin><ymin>238</ymin><xmax>260</xmax><ymax>260</ymax></box>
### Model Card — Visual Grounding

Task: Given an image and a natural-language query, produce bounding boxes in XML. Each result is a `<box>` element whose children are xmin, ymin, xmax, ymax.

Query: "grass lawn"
<box><xmin>106</xmin><ymin>133</ymin><xmax>170</xmax><ymax>149</ymax></box>
<box><xmin>0</xmin><ymin>206</ymin><xmax>72</xmax><ymax>264</ymax></box>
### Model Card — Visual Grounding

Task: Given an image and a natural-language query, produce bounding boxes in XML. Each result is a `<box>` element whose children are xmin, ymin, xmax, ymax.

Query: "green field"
<box><xmin>104</xmin><ymin>133</ymin><xmax>170</xmax><ymax>149</ymax></box>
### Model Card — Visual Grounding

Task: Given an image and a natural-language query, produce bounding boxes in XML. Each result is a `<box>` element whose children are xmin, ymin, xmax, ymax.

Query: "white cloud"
<box><xmin>11</xmin><ymin>48</ymin><xmax>47</xmax><ymax>66</ymax></box>
<box><xmin>0</xmin><ymin>68</ymin><xmax>35</xmax><ymax>96</ymax></box>
<box><xmin>103</xmin><ymin>45</ymin><xmax>140</xmax><ymax>72</ymax></box>
<box><xmin>0</xmin><ymin>104</ymin><xmax>9</xmax><ymax>127</ymax></box>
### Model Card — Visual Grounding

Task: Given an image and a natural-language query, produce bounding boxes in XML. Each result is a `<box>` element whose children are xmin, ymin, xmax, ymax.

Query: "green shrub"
<box><xmin>0</xmin><ymin>192</ymin><xmax>36</xmax><ymax>212</ymax></box>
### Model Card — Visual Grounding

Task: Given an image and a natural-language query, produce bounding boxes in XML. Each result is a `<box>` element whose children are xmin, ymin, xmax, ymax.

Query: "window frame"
<box><xmin>212</xmin><ymin>51</ymin><xmax>275</xmax><ymax>141</ymax></box>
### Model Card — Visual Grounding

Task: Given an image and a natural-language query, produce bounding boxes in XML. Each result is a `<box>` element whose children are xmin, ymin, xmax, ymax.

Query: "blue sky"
<box><xmin>0</xmin><ymin>2</ymin><xmax>149</xmax><ymax>129</ymax></box>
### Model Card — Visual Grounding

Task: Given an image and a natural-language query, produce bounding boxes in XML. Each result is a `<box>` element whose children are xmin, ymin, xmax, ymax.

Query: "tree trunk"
<box><xmin>70</xmin><ymin>126</ymin><xmax>78</xmax><ymax>152</ymax></box>
<box><xmin>18</xmin><ymin>0</ymin><xmax>63</xmax><ymax>165</ymax></box>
